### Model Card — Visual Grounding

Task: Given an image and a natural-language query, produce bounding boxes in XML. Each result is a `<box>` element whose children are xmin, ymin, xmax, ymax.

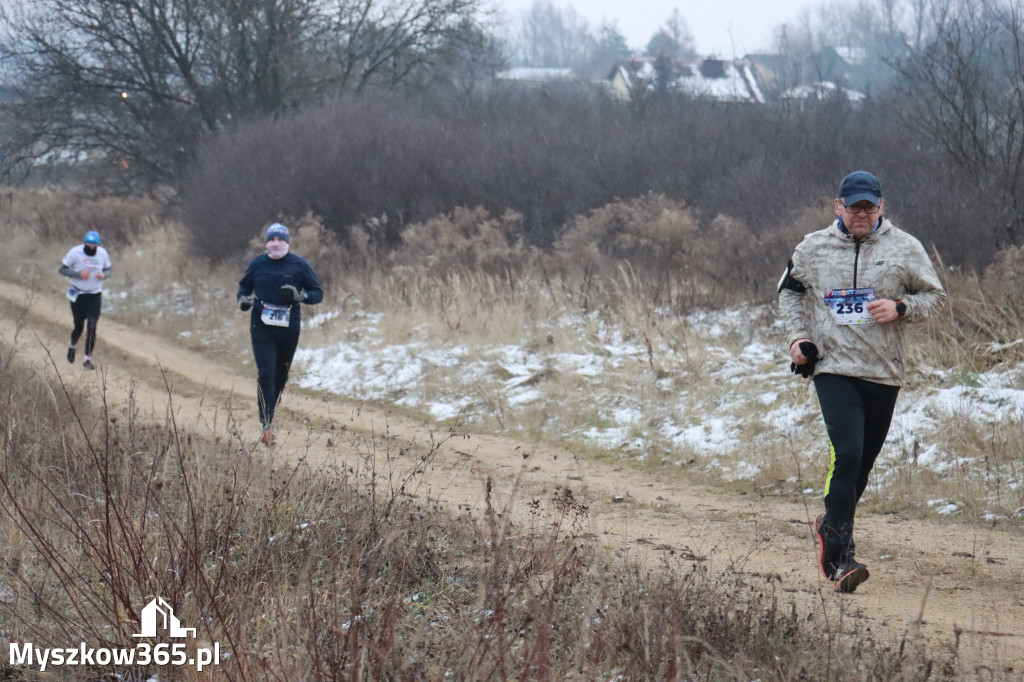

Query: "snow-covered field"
<box><xmin>292</xmin><ymin>304</ymin><xmax>1024</xmax><ymax>520</ymax></box>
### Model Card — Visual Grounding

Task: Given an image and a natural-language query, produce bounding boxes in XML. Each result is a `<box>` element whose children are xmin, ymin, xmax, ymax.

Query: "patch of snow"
<box><xmin>290</xmin><ymin>303</ymin><xmax>1024</xmax><ymax>524</ymax></box>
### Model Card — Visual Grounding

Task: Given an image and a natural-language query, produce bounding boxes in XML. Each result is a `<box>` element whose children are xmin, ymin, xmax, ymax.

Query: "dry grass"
<box><xmin>4</xmin><ymin>188</ymin><xmax>1019</xmax><ymax>501</ymax></box>
<box><xmin>0</xmin><ymin>339</ymin><xmax>962</xmax><ymax>680</ymax></box>
<box><xmin>3</xmin><ymin>187</ymin><xmax>1021</xmax><ymax>526</ymax></box>
<box><xmin>2</xmin><ymin>186</ymin><xmax>1022</xmax><ymax>678</ymax></box>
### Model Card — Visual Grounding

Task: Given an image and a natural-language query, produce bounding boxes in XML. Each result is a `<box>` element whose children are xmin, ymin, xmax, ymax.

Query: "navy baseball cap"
<box><xmin>838</xmin><ymin>171</ymin><xmax>882</xmax><ymax>205</ymax></box>
<box><xmin>84</xmin><ymin>231</ymin><xmax>101</xmax><ymax>245</ymax></box>
<box><xmin>265</xmin><ymin>223</ymin><xmax>290</xmax><ymax>243</ymax></box>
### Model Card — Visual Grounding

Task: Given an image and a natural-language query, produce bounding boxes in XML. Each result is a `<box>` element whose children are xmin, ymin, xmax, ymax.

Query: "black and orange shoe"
<box><xmin>831</xmin><ymin>560</ymin><xmax>870</xmax><ymax>593</ymax></box>
<box><xmin>813</xmin><ymin>514</ymin><xmax>833</xmax><ymax>578</ymax></box>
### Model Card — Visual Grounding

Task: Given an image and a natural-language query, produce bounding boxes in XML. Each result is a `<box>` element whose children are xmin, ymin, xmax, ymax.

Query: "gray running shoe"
<box><xmin>832</xmin><ymin>560</ymin><xmax>870</xmax><ymax>593</ymax></box>
<box><xmin>82</xmin><ymin>359</ymin><xmax>96</xmax><ymax>370</ymax></box>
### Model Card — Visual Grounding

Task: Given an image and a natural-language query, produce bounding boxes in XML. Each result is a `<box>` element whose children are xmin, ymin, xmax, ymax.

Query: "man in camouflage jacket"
<box><xmin>778</xmin><ymin>170</ymin><xmax>946</xmax><ymax>593</ymax></box>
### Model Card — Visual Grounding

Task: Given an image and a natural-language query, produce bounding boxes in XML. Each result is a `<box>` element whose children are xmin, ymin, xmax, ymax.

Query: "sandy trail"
<box><xmin>2</xmin><ymin>283</ymin><xmax>1021</xmax><ymax>672</ymax></box>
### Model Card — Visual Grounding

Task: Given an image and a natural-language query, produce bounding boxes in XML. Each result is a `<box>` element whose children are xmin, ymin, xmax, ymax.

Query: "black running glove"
<box><xmin>790</xmin><ymin>341</ymin><xmax>819</xmax><ymax>379</ymax></box>
<box><xmin>280</xmin><ymin>284</ymin><xmax>304</xmax><ymax>303</ymax></box>
<box><xmin>239</xmin><ymin>295</ymin><xmax>254</xmax><ymax>312</ymax></box>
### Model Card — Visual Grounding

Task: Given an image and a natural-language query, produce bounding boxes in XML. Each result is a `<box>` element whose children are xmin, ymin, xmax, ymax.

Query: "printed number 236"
<box><xmin>838</xmin><ymin>302</ymin><xmax>864</xmax><ymax>314</ymax></box>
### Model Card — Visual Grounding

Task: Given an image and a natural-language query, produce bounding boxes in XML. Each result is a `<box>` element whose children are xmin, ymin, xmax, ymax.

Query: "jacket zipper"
<box><xmin>853</xmin><ymin>240</ymin><xmax>861</xmax><ymax>288</ymax></box>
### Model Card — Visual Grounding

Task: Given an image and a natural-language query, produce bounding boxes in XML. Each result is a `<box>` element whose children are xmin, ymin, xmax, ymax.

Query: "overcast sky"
<box><xmin>493</xmin><ymin>0</ymin><xmax>821</xmax><ymax>58</ymax></box>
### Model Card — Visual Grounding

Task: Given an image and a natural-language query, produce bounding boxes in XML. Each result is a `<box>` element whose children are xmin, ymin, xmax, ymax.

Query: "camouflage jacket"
<box><xmin>778</xmin><ymin>218</ymin><xmax>947</xmax><ymax>386</ymax></box>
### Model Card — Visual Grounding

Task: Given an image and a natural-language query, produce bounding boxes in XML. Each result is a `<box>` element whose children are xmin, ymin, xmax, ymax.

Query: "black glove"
<box><xmin>790</xmin><ymin>341</ymin><xmax>819</xmax><ymax>379</ymax></box>
<box><xmin>239</xmin><ymin>295</ymin><xmax>254</xmax><ymax>312</ymax></box>
<box><xmin>280</xmin><ymin>284</ymin><xmax>304</xmax><ymax>303</ymax></box>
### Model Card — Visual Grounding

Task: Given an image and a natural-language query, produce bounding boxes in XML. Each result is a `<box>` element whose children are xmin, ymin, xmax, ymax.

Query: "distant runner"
<box><xmin>778</xmin><ymin>171</ymin><xmax>946</xmax><ymax>593</ymax></box>
<box><xmin>237</xmin><ymin>223</ymin><xmax>323</xmax><ymax>446</ymax></box>
<box><xmin>59</xmin><ymin>230</ymin><xmax>112</xmax><ymax>370</ymax></box>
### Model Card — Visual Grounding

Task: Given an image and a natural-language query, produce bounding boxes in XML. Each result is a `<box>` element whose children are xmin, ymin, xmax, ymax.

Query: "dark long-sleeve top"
<box><xmin>237</xmin><ymin>252</ymin><xmax>324</xmax><ymax>330</ymax></box>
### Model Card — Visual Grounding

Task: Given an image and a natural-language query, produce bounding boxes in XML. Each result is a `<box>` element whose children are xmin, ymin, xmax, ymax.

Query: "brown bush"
<box><xmin>1</xmin><ymin>187</ymin><xmax>159</xmax><ymax>244</ymax></box>
<box><xmin>981</xmin><ymin>244</ymin><xmax>1024</xmax><ymax>311</ymax></box>
<box><xmin>391</xmin><ymin>206</ymin><xmax>529</xmax><ymax>276</ymax></box>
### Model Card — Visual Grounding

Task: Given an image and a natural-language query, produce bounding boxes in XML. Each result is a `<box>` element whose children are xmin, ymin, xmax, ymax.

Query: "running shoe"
<box><xmin>67</xmin><ymin>345</ymin><xmax>76</xmax><ymax>363</ymax></box>
<box><xmin>82</xmin><ymin>358</ymin><xmax>96</xmax><ymax>370</ymax></box>
<box><xmin>260</xmin><ymin>428</ymin><xmax>276</xmax><ymax>446</ymax></box>
<box><xmin>813</xmin><ymin>513</ymin><xmax>833</xmax><ymax>579</ymax></box>
<box><xmin>832</xmin><ymin>560</ymin><xmax>870</xmax><ymax>593</ymax></box>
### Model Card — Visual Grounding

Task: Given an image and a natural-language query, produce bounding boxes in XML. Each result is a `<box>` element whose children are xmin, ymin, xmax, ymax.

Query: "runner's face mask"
<box><xmin>266</xmin><ymin>239</ymin><xmax>289</xmax><ymax>259</ymax></box>
<box><xmin>84</xmin><ymin>245</ymin><xmax>98</xmax><ymax>256</ymax></box>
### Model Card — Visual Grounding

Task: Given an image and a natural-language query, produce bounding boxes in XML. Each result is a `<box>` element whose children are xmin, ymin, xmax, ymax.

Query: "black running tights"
<box><xmin>70</xmin><ymin>292</ymin><xmax>102</xmax><ymax>356</ymax></box>
<box><xmin>813</xmin><ymin>373</ymin><xmax>900</xmax><ymax>562</ymax></box>
<box><xmin>250</xmin><ymin>321</ymin><xmax>300</xmax><ymax>428</ymax></box>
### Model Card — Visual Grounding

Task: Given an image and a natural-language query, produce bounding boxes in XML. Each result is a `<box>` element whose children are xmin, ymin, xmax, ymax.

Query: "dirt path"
<box><xmin>2</xmin><ymin>283</ymin><xmax>1022</xmax><ymax>672</ymax></box>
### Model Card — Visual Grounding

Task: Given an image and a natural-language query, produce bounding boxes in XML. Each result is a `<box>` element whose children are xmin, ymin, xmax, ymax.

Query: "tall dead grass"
<box><xmin>0</xmin><ymin>338</ymin><xmax>967</xmax><ymax>680</ymax></box>
<box><xmin>2</xmin><ymin>186</ymin><xmax>1021</xmax><ymax>523</ymax></box>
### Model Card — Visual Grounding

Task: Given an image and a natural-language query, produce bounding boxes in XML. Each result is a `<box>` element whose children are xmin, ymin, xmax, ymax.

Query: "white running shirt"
<box><xmin>62</xmin><ymin>245</ymin><xmax>112</xmax><ymax>294</ymax></box>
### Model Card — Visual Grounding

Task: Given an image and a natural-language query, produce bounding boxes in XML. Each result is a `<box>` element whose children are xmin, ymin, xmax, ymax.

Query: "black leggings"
<box><xmin>813</xmin><ymin>373</ymin><xmax>900</xmax><ymax>562</ymax></box>
<box><xmin>70</xmin><ymin>292</ymin><xmax>102</xmax><ymax>355</ymax></box>
<box><xmin>251</xmin><ymin>321</ymin><xmax>300</xmax><ymax>428</ymax></box>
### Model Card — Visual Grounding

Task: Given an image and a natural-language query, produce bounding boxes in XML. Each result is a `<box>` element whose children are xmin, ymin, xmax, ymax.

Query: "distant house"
<box><xmin>782</xmin><ymin>80</ymin><xmax>865</xmax><ymax>103</ymax></box>
<box><xmin>746</xmin><ymin>46</ymin><xmax>893</xmax><ymax>101</ymax></box>
<box><xmin>820</xmin><ymin>46</ymin><xmax>894</xmax><ymax>94</ymax></box>
<box><xmin>607</xmin><ymin>56</ymin><xmax>765</xmax><ymax>103</ymax></box>
<box><xmin>491</xmin><ymin>67</ymin><xmax>591</xmax><ymax>95</ymax></box>
<box><xmin>495</xmin><ymin>67</ymin><xmax>577</xmax><ymax>85</ymax></box>
<box><xmin>743</xmin><ymin>54</ymin><xmax>790</xmax><ymax>94</ymax></box>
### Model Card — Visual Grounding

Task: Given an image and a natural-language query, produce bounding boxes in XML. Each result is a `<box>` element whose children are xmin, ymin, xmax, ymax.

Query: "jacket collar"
<box><xmin>832</xmin><ymin>217</ymin><xmax>891</xmax><ymax>242</ymax></box>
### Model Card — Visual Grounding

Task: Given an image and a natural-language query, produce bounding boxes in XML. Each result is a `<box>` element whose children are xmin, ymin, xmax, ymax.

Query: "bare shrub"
<box><xmin>175</xmin><ymin>85</ymin><xmax>1017</xmax><ymax>286</ymax></box>
<box><xmin>549</xmin><ymin>194</ymin><xmax>701</xmax><ymax>313</ymax></box>
<box><xmin>546</xmin><ymin>194</ymin><xmax>823</xmax><ymax>314</ymax></box>
<box><xmin>0</xmin><ymin>188</ymin><xmax>159</xmax><ymax>244</ymax></box>
<box><xmin>902</xmin><ymin>246</ymin><xmax>1024</xmax><ymax>375</ymax></box>
<box><xmin>699</xmin><ymin>209</ymin><xmax>816</xmax><ymax>305</ymax></box>
<box><xmin>0</xmin><ymin>342</ymin><xmax>967</xmax><ymax>680</ymax></box>
<box><xmin>182</xmin><ymin>92</ymin><xmax>859</xmax><ymax>262</ymax></box>
<box><xmin>0</xmin><ymin>187</ymin><xmax>93</xmax><ymax>244</ymax></box>
<box><xmin>391</xmin><ymin>206</ymin><xmax>529</xmax><ymax>277</ymax></box>
<box><xmin>981</xmin><ymin>244</ymin><xmax>1024</xmax><ymax>321</ymax></box>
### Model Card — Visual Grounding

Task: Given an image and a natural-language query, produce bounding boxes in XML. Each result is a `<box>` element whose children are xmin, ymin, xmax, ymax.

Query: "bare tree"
<box><xmin>512</xmin><ymin>1</ymin><xmax>596</xmax><ymax>69</ymax></box>
<box><xmin>0</xmin><ymin>0</ymin><xmax>489</xmax><ymax>186</ymax></box>
<box><xmin>0</xmin><ymin>0</ymin><xmax>322</xmax><ymax>185</ymax></box>
<box><xmin>427</xmin><ymin>17</ymin><xmax>509</xmax><ymax>96</ymax></box>
<box><xmin>891</xmin><ymin>0</ymin><xmax>1024</xmax><ymax>242</ymax></box>
<box><xmin>646</xmin><ymin>9</ymin><xmax>695</xmax><ymax>59</ymax></box>
<box><xmin>322</xmin><ymin>0</ymin><xmax>489</xmax><ymax>92</ymax></box>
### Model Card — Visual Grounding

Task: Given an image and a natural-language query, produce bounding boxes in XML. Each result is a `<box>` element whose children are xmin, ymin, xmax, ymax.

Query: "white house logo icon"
<box><xmin>132</xmin><ymin>597</ymin><xmax>196</xmax><ymax>638</ymax></box>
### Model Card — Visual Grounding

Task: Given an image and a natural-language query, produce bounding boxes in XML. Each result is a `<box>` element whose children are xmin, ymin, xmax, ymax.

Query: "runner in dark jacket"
<box><xmin>237</xmin><ymin>223</ymin><xmax>323</xmax><ymax>445</ymax></box>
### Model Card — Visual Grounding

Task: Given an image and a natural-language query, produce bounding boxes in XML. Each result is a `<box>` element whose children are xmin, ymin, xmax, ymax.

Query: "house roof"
<box><xmin>609</xmin><ymin>57</ymin><xmax>765</xmax><ymax>103</ymax></box>
<box><xmin>833</xmin><ymin>46</ymin><xmax>870</xmax><ymax>66</ymax></box>
<box><xmin>782</xmin><ymin>80</ymin><xmax>865</xmax><ymax>102</ymax></box>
